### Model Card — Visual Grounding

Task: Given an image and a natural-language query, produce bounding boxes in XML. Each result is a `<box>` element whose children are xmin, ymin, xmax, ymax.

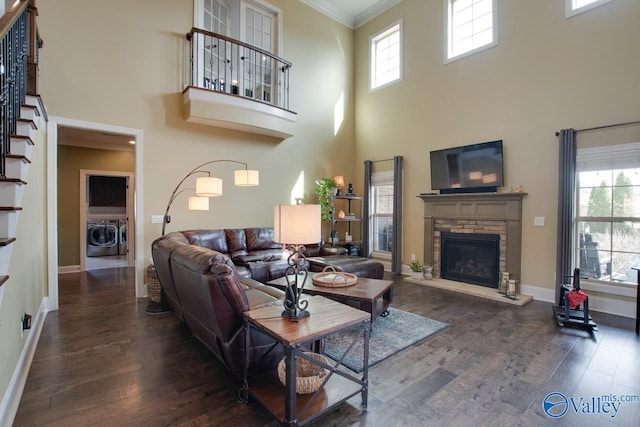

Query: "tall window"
<box><xmin>575</xmin><ymin>143</ymin><xmax>640</xmax><ymax>285</ymax></box>
<box><xmin>565</xmin><ymin>0</ymin><xmax>616</xmax><ymax>18</ymax></box>
<box><xmin>370</xmin><ymin>171</ymin><xmax>394</xmax><ymax>257</ymax></box>
<box><xmin>446</xmin><ymin>0</ymin><xmax>497</xmax><ymax>62</ymax></box>
<box><xmin>370</xmin><ymin>20</ymin><xmax>402</xmax><ymax>91</ymax></box>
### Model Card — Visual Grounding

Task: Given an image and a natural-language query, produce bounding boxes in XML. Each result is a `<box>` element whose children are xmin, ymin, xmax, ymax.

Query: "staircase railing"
<box><xmin>0</xmin><ymin>0</ymin><xmax>41</xmax><ymax>178</ymax></box>
<box><xmin>186</xmin><ymin>27</ymin><xmax>292</xmax><ymax>112</ymax></box>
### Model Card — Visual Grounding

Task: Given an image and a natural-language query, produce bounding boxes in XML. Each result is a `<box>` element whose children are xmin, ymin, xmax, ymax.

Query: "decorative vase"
<box><xmin>423</xmin><ymin>267</ymin><xmax>433</xmax><ymax>280</ymax></box>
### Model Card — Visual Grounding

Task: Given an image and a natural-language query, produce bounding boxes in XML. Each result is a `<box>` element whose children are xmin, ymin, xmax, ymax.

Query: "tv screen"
<box><xmin>430</xmin><ymin>140</ymin><xmax>504</xmax><ymax>193</ymax></box>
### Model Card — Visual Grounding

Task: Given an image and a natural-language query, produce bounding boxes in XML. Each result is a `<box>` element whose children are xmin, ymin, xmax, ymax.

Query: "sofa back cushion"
<box><xmin>244</xmin><ymin>227</ymin><xmax>282</xmax><ymax>251</ymax></box>
<box><xmin>181</xmin><ymin>229</ymin><xmax>229</xmax><ymax>254</ymax></box>
<box><xmin>225</xmin><ymin>228</ymin><xmax>248</xmax><ymax>258</ymax></box>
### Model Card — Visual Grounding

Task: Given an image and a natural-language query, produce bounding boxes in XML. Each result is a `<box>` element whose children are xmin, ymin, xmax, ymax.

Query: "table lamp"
<box><xmin>274</xmin><ymin>204</ymin><xmax>321</xmax><ymax>321</ymax></box>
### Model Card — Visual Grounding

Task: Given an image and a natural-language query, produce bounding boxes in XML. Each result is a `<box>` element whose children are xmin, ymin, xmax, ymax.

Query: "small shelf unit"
<box><xmin>329</xmin><ymin>196</ymin><xmax>363</xmax><ymax>250</ymax></box>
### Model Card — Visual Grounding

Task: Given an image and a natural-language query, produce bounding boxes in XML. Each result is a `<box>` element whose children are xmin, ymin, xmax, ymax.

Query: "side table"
<box><xmin>240</xmin><ymin>296</ymin><xmax>370</xmax><ymax>426</ymax></box>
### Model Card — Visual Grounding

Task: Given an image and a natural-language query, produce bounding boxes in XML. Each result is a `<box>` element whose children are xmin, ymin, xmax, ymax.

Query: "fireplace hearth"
<box><xmin>441</xmin><ymin>232</ymin><xmax>500</xmax><ymax>288</ymax></box>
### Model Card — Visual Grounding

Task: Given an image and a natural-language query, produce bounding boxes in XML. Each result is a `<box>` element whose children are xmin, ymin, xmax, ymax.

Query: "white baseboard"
<box><xmin>0</xmin><ymin>297</ymin><xmax>48</xmax><ymax>427</ymax></box>
<box><xmin>58</xmin><ymin>265</ymin><xmax>80</xmax><ymax>274</ymax></box>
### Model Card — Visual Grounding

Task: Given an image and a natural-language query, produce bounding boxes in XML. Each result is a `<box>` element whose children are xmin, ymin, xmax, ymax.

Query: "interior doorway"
<box><xmin>80</xmin><ymin>170</ymin><xmax>135</xmax><ymax>271</ymax></box>
<box><xmin>47</xmin><ymin>116</ymin><xmax>144</xmax><ymax>312</ymax></box>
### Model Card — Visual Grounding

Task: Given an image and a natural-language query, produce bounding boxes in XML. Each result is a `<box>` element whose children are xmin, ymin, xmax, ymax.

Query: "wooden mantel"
<box><xmin>418</xmin><ymin>192</ymin><xmax>527</xmax><ymax>282</ymax></box>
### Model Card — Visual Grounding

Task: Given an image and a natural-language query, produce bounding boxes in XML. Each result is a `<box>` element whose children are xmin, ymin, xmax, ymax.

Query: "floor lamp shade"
<box><xmin>188</xmin><ymin>196</ymin><xmax>209</xmax><ymax>211</ymax></box>
<box><xmin>195</xmin><ymin>177</ymin><xmax>223</xmax><ymax>197</ymax></box>
<box><xmin>274</xmin><ymin>204</ymin><xmax>321</xmax><ymax>245</ymax></box>
<box><xmin>234</xmin><ymin>169</ymin><xmax>259</xmax><ymax>186</ymax></box>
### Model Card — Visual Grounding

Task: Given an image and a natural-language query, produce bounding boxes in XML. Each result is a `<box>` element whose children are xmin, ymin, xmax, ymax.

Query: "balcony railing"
<box><xmin>186</xmin><ymin>27</ymin><xmax>292</xmax><ymax>112</ymax></box>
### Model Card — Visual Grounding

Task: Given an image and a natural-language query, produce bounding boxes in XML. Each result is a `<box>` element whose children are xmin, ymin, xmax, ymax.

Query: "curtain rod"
<box><xmin>366</xmin><ymin>158</ymin><xmax>396</xmax><ymax>163</ymax></box>
<box><xmin>555</xmin><ymin>120</ymin><xmax>640</xmax><ymax>136</ymax></box>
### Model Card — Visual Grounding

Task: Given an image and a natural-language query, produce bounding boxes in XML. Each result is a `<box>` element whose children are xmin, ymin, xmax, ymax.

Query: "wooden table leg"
<box><xmin>284</xmin><ymin>345</ymin><xmax>297</xmax><ymax>426</ymax></box>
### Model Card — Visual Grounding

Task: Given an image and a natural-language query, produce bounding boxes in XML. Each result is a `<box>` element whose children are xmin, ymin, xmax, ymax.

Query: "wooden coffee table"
<box><xmin>267</xmin><ymin>275</ymin><xmax>394</xmax><ymax>320</ymax></box>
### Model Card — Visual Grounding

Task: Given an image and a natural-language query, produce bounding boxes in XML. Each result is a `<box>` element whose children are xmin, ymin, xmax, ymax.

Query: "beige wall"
<box><xmin>353</xmin><ymin>0</ymin><xmax>640</xmax><ymax>295</ymax></box>
<box><xmin>57</xmin><ymin>146</ymin><xmax>135</xmax><ymax>266</ymax></box>
<box><xmin>37</xmin><ymin>0</ymin><xmax>354</xmax><ymax>271</ymax></box>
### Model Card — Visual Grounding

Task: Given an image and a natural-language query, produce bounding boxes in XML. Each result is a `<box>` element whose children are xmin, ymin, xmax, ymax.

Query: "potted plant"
<box><xmin>315</xmin><ymin>178</ymin><xmax>337</xmax><ymax>221</ymax></box>
<box><xmin>408</xmin><ymin>260</ymin><xmax>425</xmax><ymax>280</ymax></box>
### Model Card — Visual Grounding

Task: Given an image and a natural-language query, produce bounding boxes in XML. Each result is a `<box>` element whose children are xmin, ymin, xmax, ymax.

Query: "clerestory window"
<box><xmin>370</xmin><ymin>20</ymin><xmax>403</xmax><ymax>92</ymax></box>
<box><xmin>445</xmin><ymin>0</ymin><xmax>497</xmax><ymax>63</ymax></box>
<box><xmin>565</xmin><ymin>0</ymin><xmax>617</xmax><ymax>18</ymax></box>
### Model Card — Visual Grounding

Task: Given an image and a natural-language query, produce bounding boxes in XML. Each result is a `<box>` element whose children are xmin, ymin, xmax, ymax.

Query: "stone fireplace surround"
<box><xmin>419</xmin><ymin>192</ymin><xmax>527</xmax><ymax>285</ymax></box>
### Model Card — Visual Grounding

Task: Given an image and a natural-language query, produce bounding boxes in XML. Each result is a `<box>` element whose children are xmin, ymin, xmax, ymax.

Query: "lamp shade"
<box><xmin>188</xmin><ymin>196</ymin><xmax>209</xmax><ymax>211</ymax></box>
<box><xmin>234</xmin><ymin>169</ymin><xmax>259</xmax><ymax>186</ymax></box>
<box><xmin>274</xmin><ymin>204</ymin><xmax>321</xmax><ymax>245</ymax></box>
<box><xmin>195</xmin><ymin>177</ymin><xmax>223</xmax><ymax>197</ymax></box>
<box><xmin>333</xmin><ymin>175</ymin><xmax>345</xmax><ymax>188</ymax></box>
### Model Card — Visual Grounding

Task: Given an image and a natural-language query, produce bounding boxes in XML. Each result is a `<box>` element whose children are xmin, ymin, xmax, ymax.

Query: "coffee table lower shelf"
<box><xmin>248</xmin><ymin>372</ymin><xmax>363</xmax><ymax>425</ymax></box>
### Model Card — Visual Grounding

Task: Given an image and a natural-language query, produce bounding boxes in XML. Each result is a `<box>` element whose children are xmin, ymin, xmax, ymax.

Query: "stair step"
<box><xmin>0</xmin><ymin>178</ymin><xmax>27</xmax><ymax>185</ymax></box>
<box><xmin>20</xmin><ymin>104</ymin><xmax>41</xmax><ymax>129</ymax></box>
<box><xmin>0</xmin><ymin>275</ymin><xmax>8</xmax><ymax>288</ymax></box>
<box><xmin>0</xmin><ymin>238</ymin><xmax>16</xmax><ymax>247</ymax></box>
<box><xmin>0</xmin><ymin>178</ymin><xmax>26</xmax><ymax>207</ymax></box>
<box><xmin>16</xmin><ymin>118</ymin><xmax>37</xmax><ymax>140</ymax></box>
<box><xmin>5</xmin><ymin>155</ymin><xmax>31</xmax><ymax>180</ymax></box>
<box><xmin>0</xmin><ymin>210</ymin><xmax>19</xmax><ymax>239</ymax></box>
<box><xmin>6</xmin><ymin>154</ymin><xmax>31</xmax><ymax>164</ymax></box>
<box><xmin>9</xmin><ymin>135</ymin><xmax>35</xmax><ymax>159</ymax></box>
<box><xmin>25</xmin><ymin>94</ymin><xmax>48</xmax><ymax>121</ymax></box>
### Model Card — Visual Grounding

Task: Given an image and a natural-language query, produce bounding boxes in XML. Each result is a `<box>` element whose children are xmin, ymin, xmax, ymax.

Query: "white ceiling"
<box><xmin>301</xmin><ymin>0</ymin><xmax>404</xmax><ymax>29</ymax></box>
<box><xmin>58</xmin><ymin>126</ymin><xmax>135</xmax><ymax>152</ymax></box>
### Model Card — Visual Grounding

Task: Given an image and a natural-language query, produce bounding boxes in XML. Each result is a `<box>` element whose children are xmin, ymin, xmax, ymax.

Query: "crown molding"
<box><xmin>300</xmin><ymin>0</ymin><xmax>404</xmax><ymax>29</ymax></box>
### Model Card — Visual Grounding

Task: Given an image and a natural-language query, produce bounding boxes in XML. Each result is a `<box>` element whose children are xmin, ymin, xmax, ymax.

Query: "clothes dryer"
<box><xmin>87</xmin><ymin>219</ymin><xmax>119</xmax><ymax>257</ymax></box>
<box><xmin>118</xmin><ymin>219</ymin><xmax>128</xmax><ymax>255</ymax></box>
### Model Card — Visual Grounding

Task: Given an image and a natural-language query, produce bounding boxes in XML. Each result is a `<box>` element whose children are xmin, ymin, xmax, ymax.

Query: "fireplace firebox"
<box><xmin>441</xmin><ymin>232</ymin><xmax>500</xmax><ymax>288</ymax></box>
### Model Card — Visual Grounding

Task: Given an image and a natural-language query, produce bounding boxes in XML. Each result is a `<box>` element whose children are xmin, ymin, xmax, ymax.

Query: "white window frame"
<box><xmin>369</xmin><ymin>19</ymin><xmax>403</xmax><ymax>92</ymax></box>
<box><xmin>565</xmin><ymin>0</ymin><xmax>616</xmax><ymax>18</ymax></box>
<box><xmin>444</xmin><ymin>0</ymin><xmax>498</xmax><ymax>64</ymax></box>
<box><xmin>575</xmin><ymin>142</ymin><xmax>640</xmax><ymax>296</ymax></box>
<box><xmin>194</xmin><ymin>0</ymin><xmax>282</xmax><ymax>55</ymax></box>
<box><xmin>369</xmin><ymin>171</ymin><xmax>395</xmax><ymax>259</ymax></box>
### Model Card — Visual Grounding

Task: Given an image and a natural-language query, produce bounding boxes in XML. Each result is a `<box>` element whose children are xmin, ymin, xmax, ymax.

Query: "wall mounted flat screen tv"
<box><xmin>430</xmin><ymin>140</ymin><xmax>504</xmax><ymax>194</ymax></box>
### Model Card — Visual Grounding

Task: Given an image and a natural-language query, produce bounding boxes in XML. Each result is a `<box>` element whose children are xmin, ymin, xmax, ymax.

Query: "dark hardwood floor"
<box><xmin>13</xmin><ymin>268</ymin><xmax>640</xmax><ymax>426</ymax></box>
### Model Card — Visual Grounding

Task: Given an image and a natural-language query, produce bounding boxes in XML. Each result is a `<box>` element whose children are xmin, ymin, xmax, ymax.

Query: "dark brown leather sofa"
<box><xmin>151</xmin><ymin>234</ymin><xmax>286</xmax><ymax>379</ymax></box>
<box><xmin>163</xmin><ymin>227</ymin><xmax>346</xmax><ymax>282</ymax></box>
<box><xmin>151</xmin><ymin>227</ymin><xmax>384</xmax><ymax>378</ymax></box>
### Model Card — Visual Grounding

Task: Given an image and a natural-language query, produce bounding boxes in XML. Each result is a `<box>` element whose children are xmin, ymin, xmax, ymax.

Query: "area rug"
<box><xmin>323</xmin><ymin>308</ymin><xmax>449</xmax><ymax>373</ymax></box>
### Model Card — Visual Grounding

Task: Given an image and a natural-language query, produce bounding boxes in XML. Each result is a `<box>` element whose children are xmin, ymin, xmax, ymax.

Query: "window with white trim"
<box><xmin>370</xmin><ymin>20</ymin><xmax>402</xmax><ymax>91</ymax></box>
<box><xmin>445</xmin><ymin>0</ymin><xmax>497</xmax><ymax>63</ymax></box>
<box><xmin>370</xmin><ymin>171</ymin><xmax>394</xmax><ymax>257</ymax></box>
<box><xmin>565</xmin><ymin>0</ymin><xmax>616</xmax><ymax>18</ymax></box>
<box><xmin>575</xmin><ymin>142</ymin><xmax>640</xmax><ymax>285</ymax></box>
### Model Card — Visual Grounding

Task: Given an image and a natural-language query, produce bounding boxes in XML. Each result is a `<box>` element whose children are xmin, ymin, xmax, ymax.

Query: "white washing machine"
<box><xmin>118</xmin><ymin>219</ymin><xmax>128</xmax><ymax>255</ymax></box>
<box><xmin>87</xmin><ymin>219</ymin><xmax>119</xmax><ymax>257</ymax></box>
